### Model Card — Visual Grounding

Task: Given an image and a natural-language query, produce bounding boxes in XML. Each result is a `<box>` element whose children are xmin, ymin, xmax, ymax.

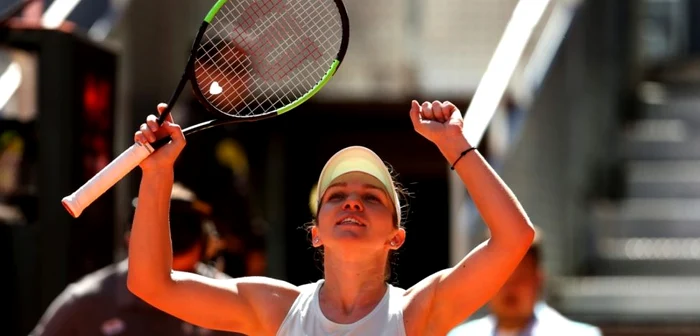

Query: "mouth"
<box><xmin>336</xmin><ymin>217</ymin><xmax>366</xmax><ymax>227</ymax></box>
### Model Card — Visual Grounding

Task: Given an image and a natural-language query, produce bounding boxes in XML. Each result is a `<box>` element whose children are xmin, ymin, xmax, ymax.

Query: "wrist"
<box><xmin>436</xmin><ymin>136</ymin><xmax>473</xmax><ymax>163</ymax></box>
<box><xmin>141</xmin><ymin>167</ymin><xmax>175</xmax><ymax>179</ymax></box>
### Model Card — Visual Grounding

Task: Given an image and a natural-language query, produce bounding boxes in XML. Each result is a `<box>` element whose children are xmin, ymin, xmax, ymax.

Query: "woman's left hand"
<box><xmin>409</xmin><ymin>100</ymin><xmax>468</xmax><ymax>148</ymax></box>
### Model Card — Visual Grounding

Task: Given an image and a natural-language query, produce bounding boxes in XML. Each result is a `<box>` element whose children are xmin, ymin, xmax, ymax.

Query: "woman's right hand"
<box><xmin>134</xmin><ymin>103</ymin><xmax>186</xmax><ymax>172</ymax></box>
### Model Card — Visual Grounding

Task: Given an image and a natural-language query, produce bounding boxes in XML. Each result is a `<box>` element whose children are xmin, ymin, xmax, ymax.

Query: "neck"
<box><xmin>320</xmin><ymin>248</ymin><xmax>388</xmax><ymax>318</ymax></box>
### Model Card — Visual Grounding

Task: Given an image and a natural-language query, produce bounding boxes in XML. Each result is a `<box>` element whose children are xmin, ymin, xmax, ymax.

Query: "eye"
<box><xmin>327</xmin><ymin>192</ymin><xmax>346</xmax><ymax>201</ymax></box>
<box><xmin>363</xmin><ymin>194</ymin><xmax>381</xmax><ymax>203</ymax></box>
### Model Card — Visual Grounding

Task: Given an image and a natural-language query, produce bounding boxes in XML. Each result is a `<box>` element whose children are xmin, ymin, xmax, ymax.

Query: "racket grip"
<box><xmin>62</xmin><ymin>142</ymin><xmax>155</xmax><ymax>218</ymax></box>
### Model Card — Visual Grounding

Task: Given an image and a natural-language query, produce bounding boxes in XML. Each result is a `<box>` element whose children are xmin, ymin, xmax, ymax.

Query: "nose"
<box><xmin>342</xmin><ymin>194</ymin><xmax>363</xmax><ymax>212</ymax></box>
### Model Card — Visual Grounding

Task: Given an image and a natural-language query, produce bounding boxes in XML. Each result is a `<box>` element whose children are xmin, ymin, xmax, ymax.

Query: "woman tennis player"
<box><xmin>127</xmin><ymin>100</ymin><xmax>535</xmax><ymax>336</ymax></box>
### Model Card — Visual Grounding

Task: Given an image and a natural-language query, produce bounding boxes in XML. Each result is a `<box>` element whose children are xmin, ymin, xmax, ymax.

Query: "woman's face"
<box><xmin>313</xmin><ymin>172</ymin><xmax>404</xmax><ymax>254</ymax></box>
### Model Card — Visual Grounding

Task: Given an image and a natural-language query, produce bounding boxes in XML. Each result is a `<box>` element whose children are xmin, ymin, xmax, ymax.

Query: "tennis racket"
<box><xmin>62</xmin><ymin>0</ymin><xmax>350</xmax><ymax>218</ymax></box>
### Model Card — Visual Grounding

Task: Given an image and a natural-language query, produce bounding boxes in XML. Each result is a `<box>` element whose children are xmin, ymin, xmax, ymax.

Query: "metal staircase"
<box><xmin>554</xmin><ymin>83</ymin><xmax>700</xmax><ymax>323</ymax></box>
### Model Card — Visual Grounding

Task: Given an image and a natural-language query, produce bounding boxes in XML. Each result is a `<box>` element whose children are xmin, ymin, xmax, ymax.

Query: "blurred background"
<box><xmin>1</xmin><ymin>0</ymin><xmax>700</xmax><ymax>335</ymax></box>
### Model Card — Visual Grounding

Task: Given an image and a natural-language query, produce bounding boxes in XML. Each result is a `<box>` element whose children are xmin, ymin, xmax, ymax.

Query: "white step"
<box><xmin>625</xmin><ymin>160</ymin><xmax>700</xmax><ymax>197</ymax></box>
<box><xmin>552</xmin><ymin>276</ymin><xmax>700</xmax><ymax>321</ymax></box>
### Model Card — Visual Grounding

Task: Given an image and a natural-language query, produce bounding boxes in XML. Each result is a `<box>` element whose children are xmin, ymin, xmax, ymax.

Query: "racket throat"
<box><xmin>159</xmin><ymin>21</ymin><xmax>210</xmax><ymax>125</ymax></box>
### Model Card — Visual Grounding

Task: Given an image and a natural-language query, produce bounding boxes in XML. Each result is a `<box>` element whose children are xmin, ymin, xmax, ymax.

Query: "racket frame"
<box><xmin>159</xmin><ymin>0</ymin><xmax>350</xmax><ymax>138</ymax></box>
<box><xmin>61</xmin><ymin>0</ymin><xmax>350</xmax><ymax>218</ymax></box>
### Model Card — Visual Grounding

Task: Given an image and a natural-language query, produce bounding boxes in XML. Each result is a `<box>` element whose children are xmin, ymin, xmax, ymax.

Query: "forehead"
<box><xmin>327</xmin><ymin>172</ymin><xmax>387</xmax><ymax>192</ymax></box>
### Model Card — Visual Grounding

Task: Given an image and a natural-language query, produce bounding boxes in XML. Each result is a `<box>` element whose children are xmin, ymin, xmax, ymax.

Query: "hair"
<box><xmin>306</xmin><ymin>163</ymin><xmax>412</xmax><ymax>284</ymax></box>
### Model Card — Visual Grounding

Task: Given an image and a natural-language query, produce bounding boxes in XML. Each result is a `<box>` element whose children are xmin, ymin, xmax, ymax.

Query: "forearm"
<box><xmin>127</xmin><ymin>169</ymin><xmax>175</xmax><ymax>291</ymax></box>
<box><xmin>438</xmin><ymin>137</ymin><xmax>534</xmax><ymax>243</ymax></box>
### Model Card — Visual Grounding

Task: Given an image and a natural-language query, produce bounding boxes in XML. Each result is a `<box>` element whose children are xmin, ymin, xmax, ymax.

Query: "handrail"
<box><xmin>518</xmin><ymin>0</ymin><xmax>580</xmax><ymax>114</ymax></box>
<box><xmin>449</xmin><ymin>0</ymin><xmax>580</xmax><ymax>267</ymax></box>
<box><xmin>462</xmin><ymin>0</ymin><xmax>551</xmax><ymax>148</ymax></box>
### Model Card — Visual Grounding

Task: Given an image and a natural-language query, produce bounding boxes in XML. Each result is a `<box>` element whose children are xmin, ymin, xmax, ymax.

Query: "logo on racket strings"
<box><xmin>209</xmin><ymin>81</ymin><xmax>223</xmax><ymax>95</ymax></box>
<box><xmin>232</xmin><ymin>0</ymin><xmax>322</xmax><ymax>81</ymax></box>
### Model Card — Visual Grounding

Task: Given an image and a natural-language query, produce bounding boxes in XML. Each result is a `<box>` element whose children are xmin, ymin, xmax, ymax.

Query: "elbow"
<box><xmin>521</xmin><ymin>223</ymin><xmax>536</xmax><ymax>245</ymax></box>
<box><xmin>501</xmin><ymin>220</ymin><xmax>536</xmax><ymax>250</ymax></box>
<box><xmin>513</xmin><ymin>221</ymin><xmax>536</xmax><ymax>251</ymax></box>
<box><xmin>126</xmin><ymin>273</ymin><xmax>148</xmax><ymax>299</ymax></box>
<box><xmin>126</xmin><ymin>271</ymin><xmax>170</xmax><ymax>302</ymax></box>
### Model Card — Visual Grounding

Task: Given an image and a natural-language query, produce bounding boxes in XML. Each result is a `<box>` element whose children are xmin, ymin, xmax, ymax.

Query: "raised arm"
<box><xmin>404</xmin><ymin>101</ymin><xmax>535</xmax><ymax>334</ymax></box>
<box><xmin>126</xmin><ymin>104</ymin><xmax>298</xmax><ymax>335</ymax></box>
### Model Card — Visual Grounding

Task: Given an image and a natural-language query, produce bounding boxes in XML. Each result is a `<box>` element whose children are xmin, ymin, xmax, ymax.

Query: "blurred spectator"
<box><xmin>29</xmin><ymin>183</ymin><xmax>242</xmax><ymax>336</ymax></box>
<box><xmin>448</xmin><ymin>228</ymin><xmax>602</xmax><ymax>336</ymax></box>
<box><xmin>174</xmin><ymin>96</ymin><xmax>267</xmax><ymax>278</ymax></box>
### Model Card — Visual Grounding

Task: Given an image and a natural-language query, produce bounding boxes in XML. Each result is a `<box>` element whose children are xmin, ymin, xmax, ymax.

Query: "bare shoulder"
<box><xmin>235</xmin><ymin>276</ymin><xmax>301</xmax><ymax>294</ymax></box>
<box><xmin>400</xmin><ymin>270</ymin><xmax>449</xmax><ymax>336</ymax></box>
<box><xmin>233</xmin><ymin>276</ymin><xmax>302</xmax><ymax>334</ymax></box>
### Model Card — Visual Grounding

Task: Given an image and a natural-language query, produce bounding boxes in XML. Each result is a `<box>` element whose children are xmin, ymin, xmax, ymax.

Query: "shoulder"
<box><xmin>62</xmin><ymin>261</ymin><xmax>124</xmax><ymax>301</ymax></box>
<box><xmin>194</xmin><ymin>262</ymin><xmax>232</xmax><ymax>279</ymax></box>
<box><xmin>231</xmin><ymin>276</ymin><xmax>304</xmax><ymax>334</ymax></box>
<box><xmin>270</xmin><ymin>280</ymin><xmax>323</xmax><ymax>336</ymax></box>
<box><xmin>388</xmin><ymin>283</ymin><xmax>406</xmax><ymax>294</ymax></box>
<box><xmin>387</xmin><ymin>283</ymin><xmax>407</xmax><ymax>306</ymax></box>
<box><xmin>236</xmin><ymin>276</ymin><xmax>302</xmax><ymax>295</ymax></box>
<box><xmin>446</xmin><ymin>316</ymin><xmax>493</xmax><ymax>335</ymax></box>
<box><xmin>276</xmin><ymin>279</ymin><xmax>320</xmax><ymax>306</ymax></box>
<box><xmin>29</xmin><ymin>263</ymin><xmax>124</xmax><ymax>335</ymax></box>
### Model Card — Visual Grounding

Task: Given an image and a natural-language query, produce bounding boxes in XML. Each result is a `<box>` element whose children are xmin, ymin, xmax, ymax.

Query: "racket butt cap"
<box><xmin>61</xmin><ymin>195</ymin><xmax>82</xmax><ymax>218</ymax></box>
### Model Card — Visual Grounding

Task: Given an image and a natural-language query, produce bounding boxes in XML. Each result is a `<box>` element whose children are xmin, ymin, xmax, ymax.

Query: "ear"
<box><xmin>388</xmin><ymin>227</ymin><xmax>406</xmax><ymax>250</ymax></box>
<box><xmin>311</xmin><ymin>225</ymin><xmax>323</xmax><ymax>247</ymax></box>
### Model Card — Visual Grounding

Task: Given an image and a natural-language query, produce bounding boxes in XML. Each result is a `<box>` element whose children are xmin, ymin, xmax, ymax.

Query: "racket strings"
<box><xmin>244</xmin><ymin>1</ymin><xmax>340</xmax><ymax>111</ymax></box>
<box><xmin>208</xmin><ymin>1</ymin><xmax>331</xmax><ymax>101</ymax></box>
<box><xmin>218</xmin><ymin>1</ymin><xmax>339</xmax><ymax>100</ymax></box>
<box><xmin>194</xmin><ymin>0</ymin><xmax>343</xmax><ymax>117</ymax></box>
<box><xmin>196</xmin><ymin>40</ymin><xmax>251</xmax><ymax>109</ymax></box>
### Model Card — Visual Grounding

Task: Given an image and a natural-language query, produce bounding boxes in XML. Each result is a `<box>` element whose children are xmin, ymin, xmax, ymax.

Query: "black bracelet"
<box><xmin>450</xmin><ymin>147</ymin><xmax>477</xmax><ymax>170</ymax></box>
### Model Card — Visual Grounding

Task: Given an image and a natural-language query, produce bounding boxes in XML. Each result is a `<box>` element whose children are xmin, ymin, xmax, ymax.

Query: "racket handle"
<box><xmin>62</xmin><ymin>142</ymin><xmax>155</xmax><ymax>218</ymax></box>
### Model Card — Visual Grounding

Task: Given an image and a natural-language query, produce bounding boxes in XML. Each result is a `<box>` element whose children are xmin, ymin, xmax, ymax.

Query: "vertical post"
<box><xmin>113</xmin><ymin>0</ymin><xmax>205</xmax><ymax>260</ymax></box>
<box><xmin>264</xmin><ymin>135</ymin><xmax>286</xmax><ymax>279</ymax></box>
<box><xmin>448</xmin><ymin>170</ymin><xmax>468</xmax><ymax>266</ymax></box>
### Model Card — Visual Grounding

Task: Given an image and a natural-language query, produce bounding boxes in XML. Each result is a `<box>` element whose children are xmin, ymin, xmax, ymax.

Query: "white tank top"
<box><xmin>276</xmin><ymin>279</ymin><xmax>407</xmax><ymax>336</ymax></box>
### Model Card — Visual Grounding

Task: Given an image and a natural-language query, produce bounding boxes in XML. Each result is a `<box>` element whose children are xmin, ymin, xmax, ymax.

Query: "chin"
<box><xmin>326</xmin><ymin>235</ymin><xmax>379</xmax><ymax>252</ymax></box>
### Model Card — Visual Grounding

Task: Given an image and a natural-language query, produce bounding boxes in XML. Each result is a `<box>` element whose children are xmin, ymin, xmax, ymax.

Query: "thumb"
<box><xmin>450</xmin><ymin>108</ymin><xmax>463</xmax><ymax>122</ymax></box>
<box><xmin>409</xmin><ymin>100</ymin><xmax>422</xmax><ymax>127</ymax></box>
<box><xmin>157</xmin><ymin>103</ymin><xmax>174</xmax><ymax>123</ymax></box>
<box><xmin>161</xmin><ymin>121</ymin><xmax>185</xmax><ymax>144</ymax></box>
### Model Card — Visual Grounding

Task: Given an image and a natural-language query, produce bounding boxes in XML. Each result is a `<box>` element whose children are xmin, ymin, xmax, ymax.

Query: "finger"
<box><xmin>162</xmin><ymin>121</ymin><xmax>186</xmax><ymax>146</ymax></box>
<box><xmin>440</xmin><ymin>101</ymin><xmax>455</xmax><ymax>121</ymax></box>
<box><xmin>134</xmin><ymin>131</ymin><xmax>148</xmax><ymax>145</ymax></box>
<box><xmin>409</xmin><ymin>100</ymin><xmax>422</xmax><ymax>127</ymax></box>
<box><xmin>443</xmin><ymin>101</ymin><xmax>462</xmax><ymax>121</ymax></box>
<box><xmin>421</xmin><ymin>101</ymin><xmax>434</xmax><ymax>121</ymax></box>
<box><xmin>157</xmin><ymin>103</ymin><xmax>174</xmax><ymax>123</ymax></box>
<box><xmin>146</xmin><ymin>114</ymin><xmax>159</xmax><ymax>132</ymax></box>
<box><xmin>432</xmin><ymin>101</ymin><xmax>445</xmax><ymax>122</ymax></box>
<box><xmin>139</xmin><ymin>123</ymin><xmax>156</xmax><ymax>143</ymax></box>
